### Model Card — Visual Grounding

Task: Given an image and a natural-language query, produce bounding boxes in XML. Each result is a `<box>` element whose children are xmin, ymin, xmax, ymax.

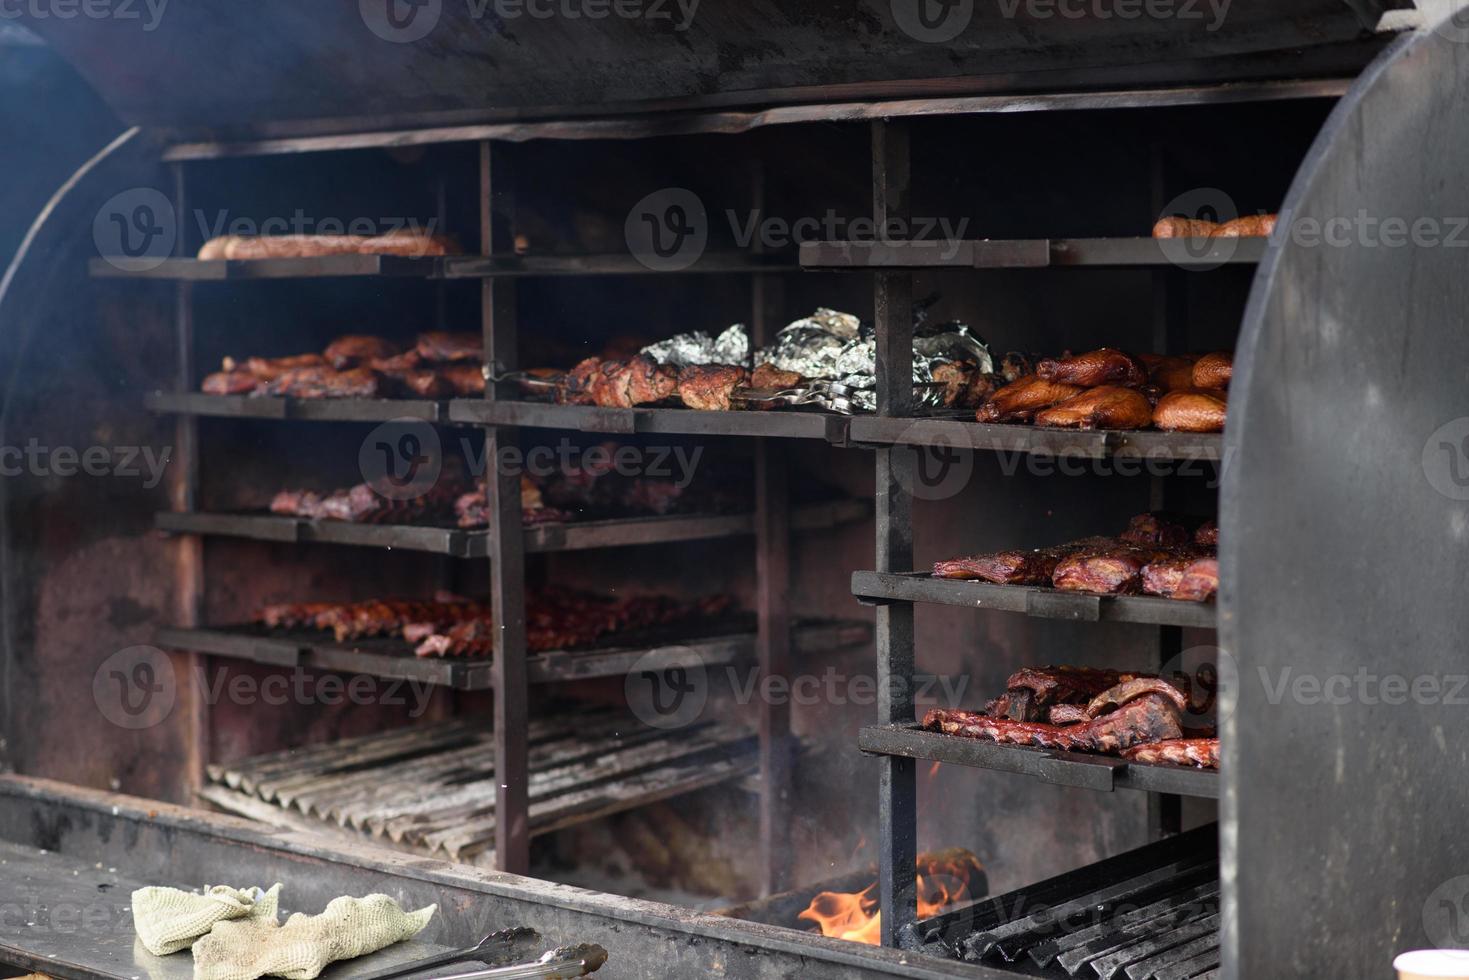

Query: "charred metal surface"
<box><xmin>15</xmin><ymin>2</ymin><xmax>1405</xmax><ymax>136</ymax></box>
<box><xmin>1222</xmin><ymin>23</ymin><xmax>1469</xmax><ymax>979</ymax></box>
<box><xmin>0</xmin><ymin>776</ymin><xmax>1014</xmax><ymax>980</ymax></box>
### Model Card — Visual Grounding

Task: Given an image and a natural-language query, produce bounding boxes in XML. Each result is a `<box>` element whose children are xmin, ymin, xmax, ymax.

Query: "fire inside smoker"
<box><xmin>798</xmin><ymin>850</ymin><xmax>985</xmax><ymax>945</ymax></box>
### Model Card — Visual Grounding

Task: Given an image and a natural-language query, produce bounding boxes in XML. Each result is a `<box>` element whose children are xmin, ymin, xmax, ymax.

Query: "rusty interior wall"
<box><xmin>3</xmin><ymin>101</ymin><xmax>1326</xmax><ymax>906</ymax></box>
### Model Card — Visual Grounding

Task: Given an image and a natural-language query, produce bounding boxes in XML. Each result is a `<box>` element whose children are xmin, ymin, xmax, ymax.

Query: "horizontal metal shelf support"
<box><xmin>858</xmin><ymin>723</ymin><xmax>1219</xmax><ymax>798</ymax></box>
<box><xmin>850</xmin><ymin>570</ymin><xmax>1217</xmax><ymax>629</ymax></box>
<box><xmin>156</xmin><ymin>619</ymin><xmax>872</xmax><ymax>690</ymax></box>
<box><xmin>800</xmin><ymin>237</ymin><xmax>1267</xmax><ymax>269</ymax></box>
<box><xmin>154</xmin><ymin>498</ymin><xmax>871</xmax><ymax>557</ymax></box>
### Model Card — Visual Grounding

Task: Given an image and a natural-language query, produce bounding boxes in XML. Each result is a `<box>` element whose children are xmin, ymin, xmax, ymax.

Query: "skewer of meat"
<box><xmin>923</xmin><ymin>692</ymin><xmax>1183</xmax><ymax>754</ymax></box>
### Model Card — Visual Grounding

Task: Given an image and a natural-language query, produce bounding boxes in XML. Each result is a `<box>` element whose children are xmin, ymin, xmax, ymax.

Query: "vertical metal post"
<box><xmin>750</xmin><ymin>159</ymin><xmax>793</xmax><ymax>895</ymax></box>
<box><xmin>169</xmin><ymin>161</ymin><xmax>208</xmax><ymax>791</ymax></box>
<box><xmin>872</xmin><ymin>119</ymin><xmax>918</xmax><ymax>946</ymax></box>
<box><xmin>1147</xmin><ymin>144</ymin><xmax>1185</xmax><ymax>839</ymax></box>
<box><xmin>480</xmin><ymin>140</ymin><xmax>530</xmax><ymax>875</ymax></box>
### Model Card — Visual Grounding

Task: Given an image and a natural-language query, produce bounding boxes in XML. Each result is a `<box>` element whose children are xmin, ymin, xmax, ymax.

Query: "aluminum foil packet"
<box><xmin>641</xmin><ymin>324</ymin><xmax>750</xmax><ymax>367</ymax></box>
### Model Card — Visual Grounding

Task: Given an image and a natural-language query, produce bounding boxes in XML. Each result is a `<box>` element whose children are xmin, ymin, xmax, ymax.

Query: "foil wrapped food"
<box><xmin>641</xmin><ymin>306</ymin><xmax>992</xmax><ymax>414</ymax></box>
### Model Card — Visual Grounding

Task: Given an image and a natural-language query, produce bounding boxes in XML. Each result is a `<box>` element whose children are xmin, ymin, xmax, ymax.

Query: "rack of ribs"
<box><xmin>1123</xmin><ymin>738</ymin><xmax>1220</xmax><ymax>769</ymax></box>
<box><xmin>985</xmin><ymin>665</ymin><xmax>1152</xmax><ymax>722</ymax></box>
<box><xmin>933</xmin><ymin>537</ymin><xmax>1113</xmax><ymax>585</ymax></box>
<box><xmin>1052</xmin><ymin>544</ymin><xmax>1178</xmax><ymax>595</ymax></box>
<box><xmin>924</xmin><ymin>686</ymin><xmax>1183</xmax><ymax>754</ymax></box>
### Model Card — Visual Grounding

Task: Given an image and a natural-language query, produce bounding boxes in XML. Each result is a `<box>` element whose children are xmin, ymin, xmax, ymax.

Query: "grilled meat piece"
<box><xmin>1140</xmin><ymin>354</ymin><xmax>1199</xmax><ymax>393</ymax></box>
<box><xmin>1141</xmin><ymin>557</ymin><xmax>1195</xmax><ymax>598</ymax></box>
<box><xmin>1085</xmin><ymin>677</ymin><xmax>1190</xmax><ymax>718</ymax></box>
<box><xmin>1053</xmin><ymin>545</ymin><xmax>1176</xmax><ymax>595</ymax></box>
<box><xmin>964</xmin><ymin>373</ymin><xmax>1003</xmax><ymax>409</ymax></box>
<box><xmin>1123</xmin><ymin>738</ymin><xmax>1220</xmax><ymax>769</ymax></box>
<box><xmin>1153</xmin><ymin>388</ymin><xmax>1227</xmax><ymax>432</ymax></box>
<box><xmin>923</xmin><ymin>693</ymin><xmax>1183</xmax><ymax>754</ymax></box>
<box><xmin>416</xmin><ymin>331</ymin><xmax>483</xmax><ymax>363</ymax></box>
<box><xmin>323</xmin><ymin>335</ymin><xmax>401</xmax><ymax>369</ymax></box>
<box><xmin>224</xmin><ymin>353</ymin><xmax>328</xmax><ymax>381</ymax></box>
<box><xmin>202</xmin><ymin>370</ymin><xmax>258</xmax><ymax>395</ymax></box>
<box><xmin>1194</xmin><ymin>520</ymin><xmax>1219</xmax><ymax>548</ymax></box>
<box><xmin>621</xmin><ymin>355</ymin><xmax>680</xmax><ymax>406</ymax></box>
<box><xmin>1033</xmin><ymin>386</ymin><xmax>1154</xmax><ymax>430</ymax></box>
<box><xmin>1152</xmin><ymin>217</ymin><xmax>1219</xmax><ymax>238</ymax></box>
<box><xmin>1212</xmin><ymin>214</ymin><xmax>1276</xmax><ymax>238</ymax></box>
<box><xmin>1119</xmin><ymin>512</ymin><xmax>1194</xmax><ymax>548</ymax></box>
<box><xmin>1036</xmin><ymin>348</ymin><xmax>1147</xmax><ymax>388</ymax></box>
<box><xmin>437</xmin><ymin>362</ymin><xmax>487</xmax><ymax>397</ymax></box>
<box><xmin>1173</xmin><ymin>557</ymin><xmax>1219</xmax><ymax>602</ymax></box>
<box><xmin>976</xmin><ymin>375</ymin><xmax>1085</xmax><ymax>423</ymax></box>
<box><xmin>985</xmin><ymin>664</ymin><xmax>1155</xmax><ymax>722</ymax></box>
<box><xmin>253</xmin><ymin>365</ymin><xmax>385</xmax><ymax>399</ymax></box>
<box><xmin>998</xmin><ymin>352</ymin><xmax>1033</xmax><ymax>384</ymax></box>
<box><xmin>369</xmin><ymin>349</ymin><xmax>423</xmax><ymax>373</ymax></box>
<box><xmin>1191</xmin><ymin>352</ymin><xmax>1233</xmax><ymax>390</ymax></box>
<box><xmin>931</xmin><ymin>361</ymin><xmax>974</xmax><ymax>408</ymax></box>
<box><xmin>750</xmin><ymin>362</ymin><xmax>802</xmax><ymax>391</ymax></box>
<box><xmin>198</xmin><ymin>230</ymin><xmax>459</xmax><ymax>260</ymax></box>
<box><xmin>678</xmin><ymin>364</ymin><xmax>748</xmax><ymax>411</ymax></box>
<box><xmin>1048</xmin><ymin>704</ymin><xmax>1090</xmax><ymax>725</ymax></box>
<box><xmin>933</xmin><ymin>537</ymin><xmax>1113</xmax><ymax>585</ymax></box>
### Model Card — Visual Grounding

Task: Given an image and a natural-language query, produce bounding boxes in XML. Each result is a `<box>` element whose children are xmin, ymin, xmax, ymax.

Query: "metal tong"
<box><xmin>430</xmin><ymin>944</ymin><xmax>609</xmax><ymax>980</ymax></box>
<box><xmin>351</xmin><ymin>927</ymin><xmax>542</xmax><ymax>980</ymax></box>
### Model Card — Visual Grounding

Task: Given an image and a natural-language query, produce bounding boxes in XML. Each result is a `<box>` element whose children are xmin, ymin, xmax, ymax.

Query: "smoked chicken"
<box><xmin>976</xmin><ymin>375</ymin><xmax>1084</xmax><ymax>423</ymax></box>
<box><xmin>1033</xmin><ymin>386</ymin><xmax>1154</xmax><ymax>430</ymax></box>
<box><xmin>1191</xmin><ymin>351</ymin><xmax>1233</xmax><ymax>390</ymax></box>
<box><xmin>1036</xmin><ymin>348</ymin><xmax>1148</xmax><ymax>388</ymax></box>
<box><xmin>1153</xmin><ymin>388</ymin><xmax>1227</xmax><ymax>432</ymax></box>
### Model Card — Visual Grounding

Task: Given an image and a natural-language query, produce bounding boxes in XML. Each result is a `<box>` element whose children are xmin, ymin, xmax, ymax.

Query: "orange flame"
<box><xmin>798</xmin><ymin>849</ymin><xmax>983</xmax><ymax>945</ymax></box>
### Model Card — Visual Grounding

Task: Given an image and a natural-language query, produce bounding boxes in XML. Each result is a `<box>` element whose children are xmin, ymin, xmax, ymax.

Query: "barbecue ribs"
<box><xmin>1123</xmin><ymin>738</ymin><xmax>1220</xmax><ymax>769</ymax></box>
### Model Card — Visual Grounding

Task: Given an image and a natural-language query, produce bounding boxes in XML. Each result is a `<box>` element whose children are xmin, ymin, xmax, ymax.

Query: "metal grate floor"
<box><xmin>201</xmin><ymin>709</ymin><xmax>757</xmax><ymax>867</ymax></box>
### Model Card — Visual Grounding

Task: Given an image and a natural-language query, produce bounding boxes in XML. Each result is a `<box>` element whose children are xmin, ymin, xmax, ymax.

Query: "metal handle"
<box><xmin>430</xmin><ymin>944</ymin><xmax>608</xmax><ymax>980</ymax></box>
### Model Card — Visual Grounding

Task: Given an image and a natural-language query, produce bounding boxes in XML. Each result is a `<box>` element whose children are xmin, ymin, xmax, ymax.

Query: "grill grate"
<box><xmin>901</xmin><ymin>825</ymin><xmax>1219</xmax><ymax>979</ymax></box>
<box><xmin>201</xmin><ymin>709</ymin><xmax>757</xmax><ymax>867</ymax></box>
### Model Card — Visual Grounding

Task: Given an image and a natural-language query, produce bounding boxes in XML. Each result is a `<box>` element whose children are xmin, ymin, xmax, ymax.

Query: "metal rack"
<box><xmin>837</xmin><ymin>111</ymin><xmax>1248</xmax><ymax>946</ymax></box>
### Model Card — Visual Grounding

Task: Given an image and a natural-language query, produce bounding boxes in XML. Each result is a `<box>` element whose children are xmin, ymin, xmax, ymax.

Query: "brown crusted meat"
<box><xmin>438</xmin><ymin>362</ymin><xmax>487</xmax><ymax>397</ymax></box>
<box><xmin>1034</xmin><ymin>386</ymin><xmax>1154</xmax><ymax>430</ymax></box>
<box><xmin>1053</xmin><ymin>545</ymin><xmax>1175</xmax><ymax>595</ymax></box>
<box><xmin>1123</xmin><ymin>738</ymin><xmax>1220</xmax><ymax>769</ymax></box>
<box><xmin>1194</xmin><ymin>520</ymin><xmax>1219</xmax><ymax>548</ymax></box>
<box><xmin>750</xmin><ymin>362</ymin><xmax>802</xmax><ymax>391</ymax></box>
<box><xmin>998</xmin><ymin>352</ymin><xmax>1033</xmax><ymax>384</ymax></box>
<box><xmin>678</xmin><ymin>364</ymin><xmax>748</xmax><ymax>411</ymax></box>
<box><xmin>1141</xmin><ymin>354</ymin><xmax>1199</xmax><ymax>393</ymax></box>
<box><xmin>1191</xmin><ymin>352</ymin><xmax>1233</xmax><ymax>390</ymax></box>
<box><xmin>931</xmin><ymin>361</ymin><xmax>974</xmax><ymax>408</ymax></box>
<box><xmin>1036</xmin><ymin>348</ymin><xmax>1147</xmax><ymax>388</ymax></box>
<box><xmin>923</xmin><ymin>694</ymin><xmax>1182</xmax><ymax>754</ymax></box>
<box><xmin>416</xmin><ymin>331</ymin><xmax>483</xmax><ymax>363</ymax></box>
<box><xmin>1153</xmin><ymin>388</ymin><xmax>1227</xmax><ymax>432</ymax></box>
<box><xmin>323</xmin><ymin>335</ymin><xmax>401</xmax><ymax>370</ymax></box>
<box><xmin>1212</xmin><ymin>215</ymin><xmax>1276</xmax><ymax>238</ymax></box>
<box><xmin>202</xmin><ymin>370</ymin><xmax>258</xmax><ymax>395</ymax></box>
<box><xmin>1152</xmin><ymin>217</ymin><xmax>1219</xmax><ymax>239</ymax></box>
<box><xmin>1119</xmin><ymin>512</ymin><xmax>1194</xmax><ymax>548</ymax></box>
<box><xmin>198</xmin><ymin>230</ymin><xmax>459</xmax><ymax>260</ymax></box>
<box><xmin>1174</xmin><ymin>557</ymin><xmax>1219</xmax><ymax>601</ymax></box>
<box><xmin>1085</xmin><ymin>677</ymin><xmax>1190</xmax><ymax>718</ymax></box>
<box><xmin>1140</xmin><ymin>557</ymin><xmax>1195</xmax><ymax>598</ymax></box>
<box><xmin>228</xmin><ymin>353</ymin><xmax>328</xmax><ymax>381</ymax></box>
<box><xmin>933</xmin><ymin>537</ymin><xmax>1113</xmax><ymax>585</ymax></box>
<box><xmin>257</xmin><ymin>366</ymin><xmax>386</xmax><ymax>399</ymax></box>
<box><xmin>976</xmin><ymin>375</ymin><xmax>1085</xmax><ymax>423</ymax></box>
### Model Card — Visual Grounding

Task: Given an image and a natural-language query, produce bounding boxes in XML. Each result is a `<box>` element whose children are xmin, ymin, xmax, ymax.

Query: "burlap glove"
<box><xmin>132</xmin><ymin>883</ymin><xmax>282</xmax><ymax>956</ymax></box>
<box><xmin>192</xmin><ymin>894</ymin><xmax>436</xmax><ymax>980</ymax></box>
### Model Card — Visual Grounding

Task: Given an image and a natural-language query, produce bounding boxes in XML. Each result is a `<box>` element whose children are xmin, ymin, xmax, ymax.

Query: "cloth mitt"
<box><xmin>192</xmin><ymin>894</ymin><xmax>436</xmax><ymax>980</ymax></box>
<box><xmin>132</xmin><ymin>883</ymin><xmax>283</xmax><ymax>956</ymax></box>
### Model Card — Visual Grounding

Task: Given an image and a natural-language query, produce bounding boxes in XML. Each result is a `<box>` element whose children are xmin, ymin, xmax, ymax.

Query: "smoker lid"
<box><xmin>17</xmin><ymin>0</ymin><xmax>1411</xmax><ymax>137</ymax></box>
